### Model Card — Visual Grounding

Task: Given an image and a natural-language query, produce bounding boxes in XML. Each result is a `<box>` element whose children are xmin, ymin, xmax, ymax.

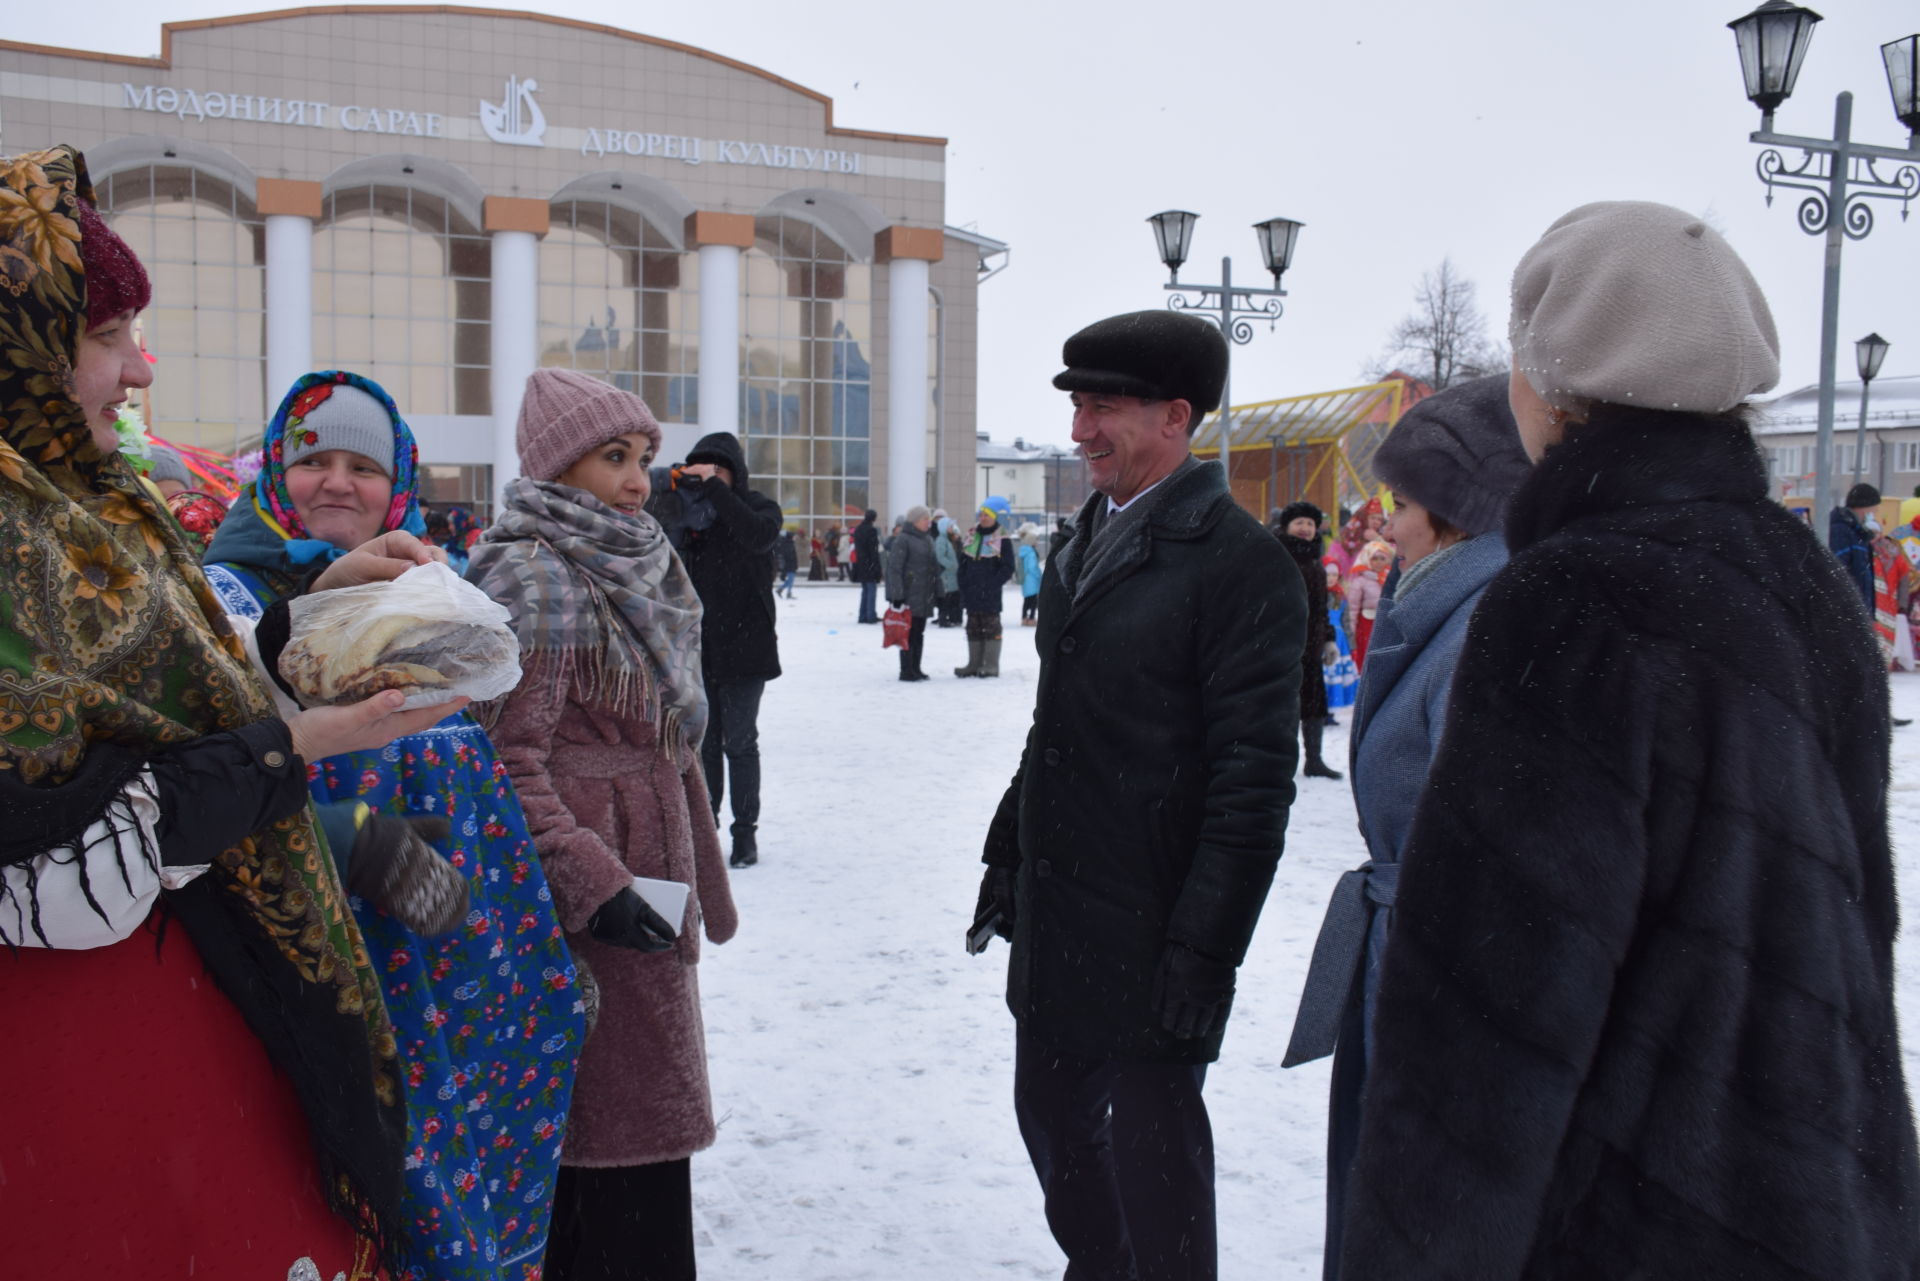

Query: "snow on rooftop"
<box><xmin>1752</xmin><ymin>373</ymin><xmax>1920</xmax><ymax>435</ymax></box>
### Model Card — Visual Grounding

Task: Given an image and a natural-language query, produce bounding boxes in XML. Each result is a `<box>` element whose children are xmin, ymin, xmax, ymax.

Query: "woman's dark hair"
<box><xmin>1571</xmin><ymin>398</ymin><xmax>1757</xmax><ymax>437</ymax></box>
<box><xmin>1425</xmin><ymin>508</ymin><xmax>1465</xmax><ymax>545</ymax></box>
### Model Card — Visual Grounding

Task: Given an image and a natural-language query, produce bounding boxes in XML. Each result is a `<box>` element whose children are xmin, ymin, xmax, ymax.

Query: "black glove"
<box><xmin>348</xmin><ymin>815</ymin><xmax>469</xmax><ymax>936</ymax></box>
<box><xmin>974</xmin><ymin>865</ymin><xmax>1017</xmax><ymax>939</ymax></box>
<box><xmin>588</xmin><ymin>886</ymin><xmax>676</xmax><ymax>953</ymax></box>
<box><xmin>888</xmin><ymin>599</ymin><xmax>905</xmax><ymax>609</ymax></box>
<box><xmin>1151</xmin><ymin>942</ymin><xmax>1237</xmax><ymax>1041</ymax></box>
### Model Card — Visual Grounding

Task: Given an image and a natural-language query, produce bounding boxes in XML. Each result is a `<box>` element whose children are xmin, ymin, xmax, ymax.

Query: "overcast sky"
<box><xmin>11</xmin><ymin>0</ymin><xmax>1919</xmax><ymax>447</ymax></box>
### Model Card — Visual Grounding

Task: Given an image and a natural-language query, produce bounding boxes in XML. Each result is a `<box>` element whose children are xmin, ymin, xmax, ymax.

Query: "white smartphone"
<box><xmin>631</xmin><ymin>876</ymin><xmax>690</xmax><ymax>938</ymax></box>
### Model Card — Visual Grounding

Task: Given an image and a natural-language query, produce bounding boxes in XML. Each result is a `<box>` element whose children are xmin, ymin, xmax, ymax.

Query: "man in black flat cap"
<box><xmin>973</xmin><ymin>310</ymin><xmax>1305</xmax><ymax>1280</ymax></box>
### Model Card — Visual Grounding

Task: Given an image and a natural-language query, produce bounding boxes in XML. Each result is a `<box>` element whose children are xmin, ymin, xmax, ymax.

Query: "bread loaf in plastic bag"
<box><xmin>280</xmin><ymin>561</ymin><xmax>521</xmax><ymax>709</ymax></box>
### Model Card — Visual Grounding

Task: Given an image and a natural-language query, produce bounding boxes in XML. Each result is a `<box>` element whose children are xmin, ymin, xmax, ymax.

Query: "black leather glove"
<box><xmin>974</xmin><ymin>865</ymin><xmax>1017</xmax><ymax>939</ymax></box>
<box><xmin>348</xmin><ymin>815</ymin><xmax>468</xmax><ymax>936</ymax></box>
<box><xmin>975</xmin><ymin>868</ymin><xmax>1021</xmax><ymax>937</ymax></box>
<box><xmin>1151</xmin><ymin>942</ymin><xmax>1237</xmax><ymax>1041</ymax></box>
<box><xmin>888</xmin><ymin>599</ymin><xmax>905</xmax><ymax>609</ymax></box>
<box><xmin>588</xmin><ymin>886</ymin><xmax>676</xmax><ymax>953</ymax></box>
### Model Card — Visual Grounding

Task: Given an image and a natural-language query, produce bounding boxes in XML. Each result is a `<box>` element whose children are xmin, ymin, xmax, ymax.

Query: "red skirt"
<box><xmin>1352</xmin><ymin>613</ymin><xmax>1376</xmax><ymax>670</ymax></box>
<box><xmin>0</xmin><ymin>915</ymin><xmax>369</xmax><ymax>1278</ymax></box>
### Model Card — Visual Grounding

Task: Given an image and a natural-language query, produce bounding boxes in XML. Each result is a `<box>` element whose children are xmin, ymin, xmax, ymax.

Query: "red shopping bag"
<box><xmin>882</xmin><ymin>605</ymin><xmax>912</xmax><ymax>649</ymax></box>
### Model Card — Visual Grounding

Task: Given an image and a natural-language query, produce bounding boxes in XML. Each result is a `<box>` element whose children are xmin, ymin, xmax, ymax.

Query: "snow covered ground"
<box><xmin>691</xmin><ymin>581</ymin><xmax>1920</xmax><ymax>1279</ymax></box>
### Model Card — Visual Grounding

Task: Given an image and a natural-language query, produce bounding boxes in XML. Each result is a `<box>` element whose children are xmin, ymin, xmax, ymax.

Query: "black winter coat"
<box><xmin>983</xmin><ymin>460</ymin><xmax>1304</xmax><ymax>1063</ymax></box>
<box><xmin>774</xmin><ymin>532</ymin><xmax>798</xmax><ymax>575</ymax></box>
<box><xmin>1340</xmin><ymin>416</ymin><xmax>1920</xmax><ymax>1280</ymax></box>
<box><xmin>884</xmin><ymin>524</ymin><xmax>938</xmax><ymax>617</ymax></box>
<box><xmin>1280</xmin><ymin>532</ymin><xmax>1332</xmax><ymax>721</ymax></box>
<box><xmin>669</xmin><ymin>433</ymin><xmax>783</xmax><ymax>683</ymax></box>
<box><xmin>850</xmin><ymin>518</ymin><xmax>883</xmax><ymax>583</ymax></box>
<box><xmin>955</xmin><ymin>525</ymin><xmax>1016</xmax><ymax>613</ymax></box>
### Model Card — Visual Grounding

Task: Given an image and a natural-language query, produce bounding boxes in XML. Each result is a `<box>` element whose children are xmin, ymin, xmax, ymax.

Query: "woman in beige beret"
<box><xmin>1335</xmin><ymin>202</ymin><xmax>1918</xmax><ymax>1280</ymax></box>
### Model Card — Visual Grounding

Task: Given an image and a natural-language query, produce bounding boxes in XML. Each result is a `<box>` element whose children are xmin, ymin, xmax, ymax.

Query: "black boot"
<box><xmin>729</xmin><ymin>827</ymin><xmax>758</xmax><ymax>868</ymax></box>
<box><xmin>1303</xmin><ymin>719</ymin><xmax>1343</xmax><ymax>780</ymax></box>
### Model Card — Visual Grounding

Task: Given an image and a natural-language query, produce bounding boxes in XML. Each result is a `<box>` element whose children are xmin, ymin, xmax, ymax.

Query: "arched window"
<box><xmin>313</xmin><ymin>185</ymin><xmax>489</xmax><ymax>418</ymax></box>
<box><xmin>96</xmin><ymin>165</ymin><xmax>265</xmax><ymax>454</ymax></box>
<box><xmin>537</xmin><ymin>201</ymin><xmax>698</xmax><ymax>421</ymax></box>
<box><xmin>741</xmin><ymin>215</ymin><xmax>873</xmax><ymax>531</ymax></box>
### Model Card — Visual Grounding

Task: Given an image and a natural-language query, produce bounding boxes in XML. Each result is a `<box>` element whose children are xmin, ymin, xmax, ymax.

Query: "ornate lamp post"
<box><xmin>1146</xmin><ymin>210</ymin><xmax>1304</xmax><ymax>461</ymax></box>
<box><xmin>1728</xmin><ymin>2</ymin><xmax>1920</xmax><ymax>515</ymax></box>
<box><xmin>1850</xmin><ymin>331</ymin><xmax>1891</xmax><ymax>486</ymax></box>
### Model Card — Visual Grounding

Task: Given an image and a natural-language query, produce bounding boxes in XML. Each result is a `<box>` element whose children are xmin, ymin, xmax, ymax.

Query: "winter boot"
<box><xmin>954</xmin><ymin>639</ymin><xmax>984</xmax><ymax>678</ymax></box>
<box><xmin>979</xmin><ymin>638</ymin><xmax>1002</xmax><ymax>678</ymax></box>
<box><xmin>1302</xmin><ymin>719</ymin><xmax>1343</xmax><ymax>780</ymax></box>
<box><xmin>729</xmin><ymin>828</ymin><xmax>758</xmax><ymax>869</ymax></box>
<box><xmin>900</xmin><ymin>649</ymin><xmax>918</xmax><ymax>682</ymax></box>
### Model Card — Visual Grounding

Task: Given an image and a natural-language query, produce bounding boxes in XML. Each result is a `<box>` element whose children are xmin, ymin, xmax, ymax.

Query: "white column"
<box><xmin>886</xmin><ymin>256</ymin><xmax>931</xmax><ymax>517</ymax></box>
<box><xmin>489</xmin><ymin>229</ymin><xmax>539</xmax><ymax>511</ymax></box>
<box><xmin>697</xmin><ymin>243</ymin><xmax>742</xmax><ymax>437</ymax></box>
<box><xmin>263</xmin><ymin>213</ymin><xmax>312</xmax><ymax>407</ymax></box>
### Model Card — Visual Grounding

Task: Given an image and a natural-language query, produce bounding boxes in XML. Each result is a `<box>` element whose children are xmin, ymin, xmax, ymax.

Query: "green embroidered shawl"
<box><xmin>0</xmin><ymin>144</ymin><xmax>408</xmax><ymax>1265</ymax></box>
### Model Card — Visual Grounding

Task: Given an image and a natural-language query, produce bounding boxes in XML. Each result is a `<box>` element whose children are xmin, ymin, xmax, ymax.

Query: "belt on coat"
<box><xmin>1282</xmin><ymin>860</ymin><xmax>1400</xmax><ymax>1068</ymax></box>
<box><xmin>547</xmin><ymin>745</ymin><xmax>638</xmax><ymax>779</ymax></box>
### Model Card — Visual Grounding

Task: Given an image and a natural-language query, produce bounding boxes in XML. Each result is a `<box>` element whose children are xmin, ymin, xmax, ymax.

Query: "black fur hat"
<box><xmin>1373</xmin><ymin>375</ymin><xmax>1532</xmax><ymax>537</ymax></box>
<box><xmin>1052</xmin><ymin>311</ymin><xmax>1229</xmax><ymax>418</ymax></box>
<box><xmin>1278</xmin><ymin>500</ymin><xmax>1324</xmax><ymax>530</ymax></box>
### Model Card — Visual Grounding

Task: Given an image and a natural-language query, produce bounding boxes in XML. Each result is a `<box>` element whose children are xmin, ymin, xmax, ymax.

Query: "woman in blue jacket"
<box><xmin>1282</xmin><ymin>375</ymin><xmax>1532</xmax><ymax>1278</ymax></box>
<box><xmin>1016</xmin><ymin>527</ymin><xmax>1042</xmax><ymax>624</ymax></box>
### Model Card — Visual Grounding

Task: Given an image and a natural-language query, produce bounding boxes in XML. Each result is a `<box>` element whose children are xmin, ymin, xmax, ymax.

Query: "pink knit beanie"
<box><xmin>515</xmin><ymin>368</ymin><xmax>661</xmax><ymax>482</ymax></box>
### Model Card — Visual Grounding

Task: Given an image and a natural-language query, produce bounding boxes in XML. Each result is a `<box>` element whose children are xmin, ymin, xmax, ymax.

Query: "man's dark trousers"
<box><xmin>701</xmin><ymin>678</ymin><xmax>764</xmax><ymax>840</ymax></box>
<box><xmin>858</xmin><ymin>579</ymin><xmax>880</xmax><ymax>623</ymax></box>
<box><xmin>1014</xmin><ymin>1028</ymin><xmax>1216</xmax><ymax>1281</ymax></box>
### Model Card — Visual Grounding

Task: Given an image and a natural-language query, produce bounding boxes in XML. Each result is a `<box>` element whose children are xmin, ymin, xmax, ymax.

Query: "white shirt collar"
<box><xmin>1104</xmin><ymin>469</ymin><xmax>1175</xmax><ymax>516</ymax></box>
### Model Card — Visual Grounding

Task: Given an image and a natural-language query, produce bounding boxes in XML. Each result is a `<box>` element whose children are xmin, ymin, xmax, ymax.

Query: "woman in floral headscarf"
<box><xmin>0</xmin><ymin>145</ymin><xmax>456</xmax><ymax>1278</ymax></box>
<box><xmin>205</xmin><ymin>370</ymin><xmax>588</xmax><ymax>1281</ymax></box>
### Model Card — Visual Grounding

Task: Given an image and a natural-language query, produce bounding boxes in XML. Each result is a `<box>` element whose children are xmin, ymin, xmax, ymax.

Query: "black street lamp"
<box><xmin>1146</xmin><ymin>210</ymin><xmax>1305</xmax><ymax>461</ymax></box>
<box><xmin>1727</xmin><ymin>1</ymin><xmax>1920</xmax><ymax>513</ymax></box>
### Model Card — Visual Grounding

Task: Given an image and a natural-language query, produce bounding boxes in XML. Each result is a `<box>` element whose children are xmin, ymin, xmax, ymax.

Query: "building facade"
<box><xmin>972</xmin><ymin>433</ymin><xmax>1089</xmax><ymax>532</ymax></box>
<box><xmin>0</xmin><ymin>7</ymin><xmax>1005</xmax><ymax>523</ymax></box>
<box><xmin>1755</xmin><ymin>375</ymin><xmax>1920</xmax><ymax>511</ymax></box>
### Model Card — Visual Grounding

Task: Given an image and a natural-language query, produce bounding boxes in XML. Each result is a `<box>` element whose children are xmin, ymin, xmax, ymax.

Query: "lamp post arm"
<box><xmin>1750</xmin><ymin>129</ymin><xmax>1920</xmax><ymax>164</ymax></box>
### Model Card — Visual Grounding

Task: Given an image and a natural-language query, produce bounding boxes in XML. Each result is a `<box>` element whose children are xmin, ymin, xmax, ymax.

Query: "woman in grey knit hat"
<box><xmin>1282</xmin><ymin>373</ymin><xmax>1531</xmax><ymax>1274</ymax></box>
<box><xmin>1334</xmin><ymin>202</ymin><xmax>1919</xmax><ymax>1280</ymax></box>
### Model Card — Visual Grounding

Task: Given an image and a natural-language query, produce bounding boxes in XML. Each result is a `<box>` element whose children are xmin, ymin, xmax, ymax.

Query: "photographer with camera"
<box><xmin>648</xmin><ymin>432</ymin><xmax>784</xmax><ymax>869</ymax></box>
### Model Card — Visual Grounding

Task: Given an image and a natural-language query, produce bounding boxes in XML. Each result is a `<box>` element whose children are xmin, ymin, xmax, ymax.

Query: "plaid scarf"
<box><xmin>471</xmin><ymin>477</ymin><xmax>707</xmax><ymax>753</ymax></box>
<box><xmin>0</xmin><ymin>145</ymin><xmax>408</xmax><ymax>1267</ymax></box>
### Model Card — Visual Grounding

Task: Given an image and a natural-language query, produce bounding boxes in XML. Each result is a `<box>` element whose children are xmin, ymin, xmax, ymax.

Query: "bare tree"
<box><xmin>1369</xmin><ymin>258</ymin><xmax>1507</xmax><ymax>390</ymax></box>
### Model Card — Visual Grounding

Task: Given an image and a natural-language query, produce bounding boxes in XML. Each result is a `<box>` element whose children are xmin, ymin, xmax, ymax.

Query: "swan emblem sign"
<box><xmin>479</xmin><ymin>75</ymin><xmax>546</xmax><ymax>147</ymax></box>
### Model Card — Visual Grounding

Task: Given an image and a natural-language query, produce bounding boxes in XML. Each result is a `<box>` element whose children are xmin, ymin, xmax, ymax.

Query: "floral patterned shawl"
<box><xmin>0</xmin><ymin>145</ymin><xmax>409</xmax><ymax>1267</ymax></box>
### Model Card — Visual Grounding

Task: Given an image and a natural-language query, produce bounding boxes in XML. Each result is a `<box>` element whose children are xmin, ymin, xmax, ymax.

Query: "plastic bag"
<box><xmin>280</xmin><ymin>561</ymin><xmax>522</xmax><ymax>709</ymax></box>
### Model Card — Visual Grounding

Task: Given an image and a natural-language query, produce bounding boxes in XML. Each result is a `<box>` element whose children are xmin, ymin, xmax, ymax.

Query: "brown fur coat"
<box><xmin>492</xmin><ymin>652</ymin><xmax>739</xmax><ymax>1167</ymax></box>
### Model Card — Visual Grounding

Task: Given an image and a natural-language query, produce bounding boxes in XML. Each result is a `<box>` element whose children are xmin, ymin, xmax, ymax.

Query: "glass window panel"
<box><xmin>196</xmin><ymin>309</ymin><xmax>236</xmax><ymax>354</ymax></box>
<box><xmin>746</xmin><ymin>436</ymin><xmax>778</xmax><ymax>477</ymax></box>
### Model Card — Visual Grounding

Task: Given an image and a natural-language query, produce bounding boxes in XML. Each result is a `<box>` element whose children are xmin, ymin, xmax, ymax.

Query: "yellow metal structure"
<box><xmin>1190</xmin><ymin>378</ymin><xmax>1415</xmax><ymax>512</ymax></box>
